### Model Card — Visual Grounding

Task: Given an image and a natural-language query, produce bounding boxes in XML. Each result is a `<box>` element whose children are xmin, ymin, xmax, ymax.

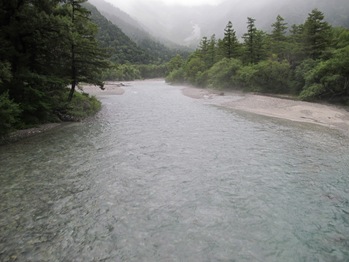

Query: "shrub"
<box><xmin>65</xmin><ymin>92</ymin><xmax>101</xmax><ymax>119</ymax></box>
<box><xmin>0</xmin><ymin>91</ymin><xmax>22</xmax><ymax>136</ymax></box>
<box><xmin>207</xmin><ymin>58</ymin><xmax>242</xmax><ymax>89</ymax></box>
<box><xmin>234</xmin><ymin>60</ymin><xmax>292</xmax><ymax>93</ymax></box>
<box><xmin>165</xmin><ymin>68</ymin><xmax>186</xmax><ymax>84</ymax></box>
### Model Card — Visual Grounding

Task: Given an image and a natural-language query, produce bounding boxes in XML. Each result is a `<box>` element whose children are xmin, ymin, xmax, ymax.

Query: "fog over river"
<box><xmin>1</xmin><ymin>80</ymin><xmax>348</xmax><ymax>261</ymax></box>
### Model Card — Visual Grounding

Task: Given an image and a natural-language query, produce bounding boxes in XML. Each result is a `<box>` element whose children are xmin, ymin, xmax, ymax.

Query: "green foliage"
<box><xmin>167</xmin><ymin>55</ymin><xmax>185</xmax><ymax>72</ymax></box>
<box><xmin>0</xmin><ymin>62</ymin><xmax>11</xmax><ymax>85</ymax></box>
<box><xmin>223</xmin><ymin>21</ymin><xmax>240</xmax><ymax>59</ymax></box>
<box><xmin>271</xmin><ymin>15</ymin><xmax>288</xmax><ymax>42</ymax></box>
<box><xmin>102</xmin><ymin>64</ymin><xmax>141</xmax><ymax>81</ymax></box>
<box><xmin>65</xmin><ymin>92</ymin><xmax>101</xmax><ymax>119</ymax></box>
<box><xmin>303</xmin><ymin>9</ymin><xmax>332</xmax><ymax>59</ymax></box>
<box><xmin>207</xmin><ymin>58</ymin><xmax>242</xmax><ymax>89</ymax></box>
<box><xmin>0</xmin><ymin>0</ymin><xmax>108</xmax><ymax>133</ymax></box>
<box><xmin>270</xmin><ymin>15</ymin><xmax>288</xmax><ymax>60</ymax></box>
<box><xmin>293</xmin><ymin>59</ymin><xmax>319</xmax><ymax>94</ymax></box>
<box><xmin>252</xmin><ymin>60</ymin><xmax>292</xmax><ymax>93</ymax></box>
<box><xmin>242</xmin><ymin>18</ymin><xmax>268</xmax><ymax>64</ymax></box>
<box><xmin>165</xmin><ymin>68</ymin><xmax>186</xmax><ymax>84</ymax></box>
<box><xmin>86</xmin><ymin>3</ymin><xmax>151</xmax><ymax>64</ymax></box>
<box><xmin>183</xmin><ymin>54</ymin><xmax>207</xmax><ymax>84</ymax></box>
<box><xmin>300</xmin><ymin>45</ymin><xmax>349</xmax><ymax>101</ymax></box>
<box><xmin>234</xmin><ymin>60</ymin><xmax>292</xmax><ymax>93</ymax></box>
<box><xmin>299</xmin><ymin>83</ymin><xmax>325</xmax><ymax>101</ymax></box>
<box><xmin>165</xmin><ymin>8</ymin><xmax>348</xmax><ymax>105</ymax></box>
<box><xmin>137</xmin><ymin>64</ymin><xmax>168</xmax><ymax>79</ymax></box>
<box><xmin>0</xmin><ymin>92</ymin><xmax>21</xmax><ymax>136</ymax></box>
<box><xmin>331</xmin><ymin>27</ymin><xmax>349</xmax><ymax>49</ymax></box>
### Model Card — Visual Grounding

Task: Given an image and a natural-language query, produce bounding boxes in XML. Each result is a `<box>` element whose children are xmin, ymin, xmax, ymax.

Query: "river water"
<box><xmin>0</xmin><ymin>80</ymin><xmax>349</xmax><ymax>262</ymax></box>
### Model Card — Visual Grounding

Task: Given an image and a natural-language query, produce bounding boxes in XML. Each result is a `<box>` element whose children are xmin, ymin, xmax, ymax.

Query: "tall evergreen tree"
<box><xmin>303</xmin><ymin>9</ymin><xmax>332</xmax><ymax>59</ymax></box>
<box><xmin>208</xmin><ymin>34</ymin><xmax>217</xmax><ymax>67</ymax></box>
<box><xmin>64</xmin><ymin>0</ymin><xmax>108</xmax><ymax>101</ymax></box>
<box><xmin>270</xmin><ymin>15</ymin><xmax>288</xmax><ymax>60</ymax></box>
<box><xmin>243</xmin><ymin>17</ymin><xmax>258</xmax><ymax>64</ymax></box>
<box><xmin>0</xmin><ymin>0</ymin><xmax>70</xmax><ymax>123</ymax></box>
<box><xmin>198</xmin><ymin>35</ymin><xmax>217</xmax><ymax>68</ymax></box>
<box><xmin>223</xmin><ymin>21</ymin><xmax>239</xmax><ymax>59</ymax></box>
<box><xmin>271</xmin><ymin>15</ymin><xmax>288</xmax><ymax>42</ymax></box>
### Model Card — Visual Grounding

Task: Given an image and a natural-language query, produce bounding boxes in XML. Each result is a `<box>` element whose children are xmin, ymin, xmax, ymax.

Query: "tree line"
<box><xmin>0</xmin><ymin>0</ymin><xmax>109</xmax><ymax>136</ymax></box>
<box><xmin>166</xmin><ymin>9</ymin><xmax>349</xmax><ymax>104</ymax></box>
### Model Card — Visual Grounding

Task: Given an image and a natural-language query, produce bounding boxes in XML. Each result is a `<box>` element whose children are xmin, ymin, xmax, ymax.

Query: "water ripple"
<box><xmin>0</xmin><ymin>80</ymin><xmax>349</xmax><ymax>261</ymax></box>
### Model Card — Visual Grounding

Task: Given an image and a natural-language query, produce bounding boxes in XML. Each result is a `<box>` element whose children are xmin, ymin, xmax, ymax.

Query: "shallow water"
<box><xmin>1</xmin><ymin>80</ymin><xmax>349</xmax><ymax>261</ymax></box>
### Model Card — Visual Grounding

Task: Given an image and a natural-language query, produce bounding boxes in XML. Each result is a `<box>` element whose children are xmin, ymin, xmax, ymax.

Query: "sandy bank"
<box><xmin>82</xmin><ymin>81</ymin><xmax>126</xmax><ymax>96</ymax></box>
<box><xmin>182</xmin><ymin>86</ymin><xmax>349</xmax><ymax>133</ymax></box>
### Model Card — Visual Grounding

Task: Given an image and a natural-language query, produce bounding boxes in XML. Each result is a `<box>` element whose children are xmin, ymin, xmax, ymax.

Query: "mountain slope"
<box><xmin>88</xmin><ymin>0</ymin><xmax>151</xmax><ymax>42</ymax></box>
<box><xmin>85</xmin><ymin>3</ymin><xmax>152</xmax><ymax>64</ymax></box>
<box><xmin>106</xmin><ymin>0</ymin><xmax>349</xmax><ymax>46</ymax></box>
<box><xmin>87</xmin><ymin>0</ymin><xmax>190</xmax><ymax>62</ymax></box>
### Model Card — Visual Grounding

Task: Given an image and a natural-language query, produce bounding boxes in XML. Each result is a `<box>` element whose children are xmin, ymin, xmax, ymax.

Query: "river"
<box><xmin>1</xmin><ymin>80</ymin><xmax>349</xmax><ymax>261</ymax></box>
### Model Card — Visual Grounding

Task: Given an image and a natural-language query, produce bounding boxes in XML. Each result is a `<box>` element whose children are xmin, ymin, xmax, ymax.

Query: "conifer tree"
<box><xmin>303</xmin><ymin>9</ymin><xmax>331</xmax><ymax>59</ymax></box>
<box><xmin>64</xmin><ymin>0</ymin><xmax>108</xmax><ymax>101</ymax></box>
<box><xmin>223</xmin><ymin>21</ymin><xmax>239</xmax><ymax>59</ymax></box>
<box><xmin>243</xmin><ymin>17</ymin><xmax>258</xmax><ymax>64</ymax></box>
<box><xmin>270</xmin><ymin>15</ymin><xmax>288</xmax><ymax>60</ymax></box>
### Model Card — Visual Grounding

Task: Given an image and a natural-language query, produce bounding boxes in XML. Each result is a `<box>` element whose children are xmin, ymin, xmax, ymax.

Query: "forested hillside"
<box><xmin>82</xmin><ymin>1</ymin><xmax>191</xmax><ymax>82</ymax></box>
<box><xmin>87</xmin><ymin>0</ymin><xmax>190</xmax><ymax>63</ymax></box>
<box><xmin>88</xmin><ymin>0</ymin><xmax>150</xmax><ymax>42</ymax></box>
<box><xmin>166</xmin><ymin>9</ymin><xmax>349</xmax><ymax>103</ymax></box>
<box><xmin>85</xmin><ymin>3</ymin><xmax>152</xmax><ymax>64</ymax></box>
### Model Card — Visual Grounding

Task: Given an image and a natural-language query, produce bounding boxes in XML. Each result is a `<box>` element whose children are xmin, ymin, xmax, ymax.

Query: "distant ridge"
<box><xmin>98</xmin><ymin>0</ymin><xmax>349</xmax><ymax>46</ymax></box>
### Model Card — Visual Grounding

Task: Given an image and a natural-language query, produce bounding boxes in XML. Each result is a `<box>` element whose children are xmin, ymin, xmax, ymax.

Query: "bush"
<box><xmin>292</xmin><ymin>59</ymin><xmax>318</xmax><ymax>94</ymax></box>
<box><xmin>234</xmin><ymin>60</ymin><xmax>292</xmax><ymax>93</ymax></box>
<box><xmin>299</xmin><ymin>46</ymin><xmax>349</xmax><ymax>101</ymax></box>
<box><xmin>165</xmin><ymin>68</ymin><xmax>186</xmax><ymax>84</ymax></box>
<box><xmin>207</xmin><ymin>58</ymin><xmax>242</xmax><ymax>89</ymax></box>
<box><xmin>102</xmin><ymin>64</ymin><xmax>141</xmax><ymax>81</ymax></box>
<box><xmin>183</xmin><ymin>56</ymin><xmax>206</xmax><ymax>84</ymax></box>
<box><xmin>0</xmin><ymin>91</ymin><xmax>22</xmax><ymax>136</ymax></box>
<box><xmin>299</xmin><ymin>83</ymin><xmax>325</xmax><ymax>101</ymax></box>
<box><xmin>65</xmin><ymin>92</ymin><xmax>101</xmax><ymax>119</ymax></box>
<box><xmin>234</xmin><ymin>65</ymin><xmax>259</xmax><ymax>91</ymax></box>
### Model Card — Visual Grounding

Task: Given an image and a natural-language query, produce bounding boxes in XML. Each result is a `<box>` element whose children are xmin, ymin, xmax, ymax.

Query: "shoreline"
<box><xmin>82</xmin><ymin>81</ymin><xmax>126</xmax><ymax>96</ymax></box>
<box><xmin>0</xmin><ymin>82</ymin><xmax>127</xmax><ymax>145</ymax></box>
<box><xmin>3</xmin><ymin>81</ymin><xmax>348</xmax><ymax>144</ymax></box>
<box><xmin>181</xmin><ymin>86</ymin><xmax>349</xmax><ymax>133</ymax></box>
<box><xmin>0</xmin><ymin>123</ymin><xmax>63</xmax><ymax>145</ymax></box>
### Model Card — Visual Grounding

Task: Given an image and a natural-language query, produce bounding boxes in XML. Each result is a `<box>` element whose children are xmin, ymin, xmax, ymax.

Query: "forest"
<box><xmin>166</xmin><ymin>9</ymin><xmax>349</xmax><ymax>105</ymax></box>
<box><xmin>0</xmin><ymin>0</ymin><xmax>174</xmax><ymax>136</ymax></box>
<box><xmin>0</xmin><ymin>0</ymin><xmax>113</xmax><ymax>136</ymax></box>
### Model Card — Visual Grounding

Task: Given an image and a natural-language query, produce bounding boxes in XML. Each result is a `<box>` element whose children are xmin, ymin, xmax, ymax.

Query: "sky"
<box><xmin>104</xmin><ymin>0</ymin><xmax>225</xmax><ymax>10</ymax></box>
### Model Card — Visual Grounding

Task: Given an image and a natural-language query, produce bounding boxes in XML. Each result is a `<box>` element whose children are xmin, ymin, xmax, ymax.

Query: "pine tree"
<box><xmin>270</xmin><ymin>15</ymin><xmax>288</xmax><ymax>60</ymax></box>
<box><xmin>223</xmin><ymin>21</ymin><xmax>239</xmax><ymax>59</ymax></box>
<box><xmin>243</xmin><ymin>17</ymin><xmax>258</xmax><ymax>64</ymax></box>
<box><xmin>303</xmin><ymin>9</ymin><xmax>332</xmax><ymax>59</ymax></box>
<box><xmin>271</xmin><ymin>15</ymin><xmax>288</xmax><ymax>42</ymax></box>
<box><xmin>0</xmin><ymin>0</ymin><xmax>70</xmax><ymax>123</ymax></box>
<box><xmin>208</xmin><ymin>34</ymin><xmax>217</xmax><ymax>67</ymax></box>
<box><xmin>63</xmin><ymin>0</ymin><xmax>109</xmax><ymax>101</ymax></box>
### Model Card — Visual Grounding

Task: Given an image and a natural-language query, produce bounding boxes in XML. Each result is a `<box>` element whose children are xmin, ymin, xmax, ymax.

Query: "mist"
<box><xmin>95</xmin><ymin>0</ymin><xmax>349</xmax><ymax>47</ymax></box>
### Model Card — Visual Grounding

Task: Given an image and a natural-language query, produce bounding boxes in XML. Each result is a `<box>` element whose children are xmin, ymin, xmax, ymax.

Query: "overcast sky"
<box><xmin>104</xmin><ymin>0</ymin><xmax>225</xmax><ymax>11</ymax></box>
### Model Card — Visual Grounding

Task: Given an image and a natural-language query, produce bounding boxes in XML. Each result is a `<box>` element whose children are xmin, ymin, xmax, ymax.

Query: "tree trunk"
<box><xmin>68</xmin><ymin>80</ymin><xmax>76</xmax><ymax>102</ymax></box>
